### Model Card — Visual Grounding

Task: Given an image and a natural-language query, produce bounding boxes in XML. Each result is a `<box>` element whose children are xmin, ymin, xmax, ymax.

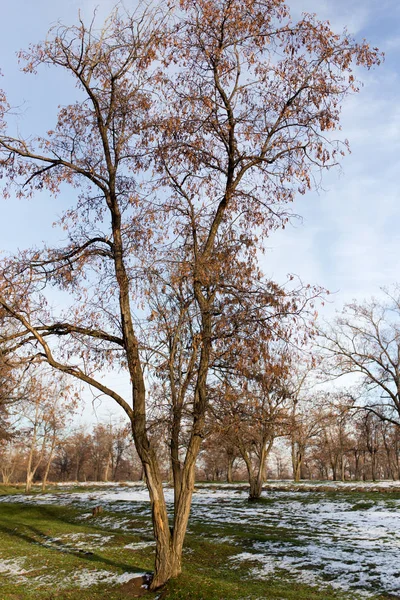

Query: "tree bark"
<box><xmin>292</xmin><ymin>443</ymin><xmax>304</xmax><ymax>483</ymax></box>
<box><xmin>42</xmin><ymin>434</ymin><xmax>57</xmax><ymax>492</ymax></box>
<box><xmin>227</xmin><ymin>457</ymin><xmax>234</xmax><ymax>483</ymax></box>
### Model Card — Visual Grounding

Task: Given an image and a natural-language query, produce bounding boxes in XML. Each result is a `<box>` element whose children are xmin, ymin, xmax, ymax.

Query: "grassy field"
<box><xmin>0</xmin><ymin>483</ymin><xmax>398</xmax><ymax>600</ymax></box>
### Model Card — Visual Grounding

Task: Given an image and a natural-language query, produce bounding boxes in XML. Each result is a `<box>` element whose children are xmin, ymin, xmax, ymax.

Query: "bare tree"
<box><xmin>0</xmin><ymin>1</ymin><xmax>380</xmax><ymax>587</ymax></box>
<box><xmin>320</xmin><ymin>288</ymin><xmax>400</xmax><ymax>427</ymax></box>
<box><xmin>18</xmin><ymin>372</ymin><xmax>74</xmax><ymax>492</ymax></box>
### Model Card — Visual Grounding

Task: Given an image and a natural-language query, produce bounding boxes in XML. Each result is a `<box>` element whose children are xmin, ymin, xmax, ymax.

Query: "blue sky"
<box><xmin>1</xmin><ymin>0</ymin><xmax>398</xmax><ymax>310</ymax></box>
<box><xmin>0</xmin><ymin>0</ymin><xmax>399</xmax><ymax>418</ymax></box>
<box><xmin>270</xmin><ymin>0</ymin><xmax>400</xmax><ymax>310</ymax></box>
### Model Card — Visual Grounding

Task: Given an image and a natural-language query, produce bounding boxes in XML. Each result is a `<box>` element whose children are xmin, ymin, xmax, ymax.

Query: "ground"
<box><xmin>0</xmin><ymin>481</ymin><xmax>398</xmax><ymax>599</ymax></box>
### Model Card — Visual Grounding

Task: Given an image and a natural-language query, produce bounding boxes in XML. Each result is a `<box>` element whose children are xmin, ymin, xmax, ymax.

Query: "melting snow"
<box><xmin>0</xmin><ymin>554</ymin><xmax>149</xmax><ymax>590</ymax></box>
<box><xmin>0</xmin><ymin>557</ymin><xmax>30</xmax><ymax>577</ymax></box>
<box><xmin>43</xmin><ymin>533</ymin><xmax>114</xmax><ymax>551</ymax></box>
<box><xmin>63</xmin><ymin>568</ymin><xmax>148</xmax><ymax>588</ymax></box>
<box><xmin>2</xmin><ymin>482</ymin><xmax>400</xmax><ymax>596</ymax></box>
<box><xmin>124</xmin><ymin>540</ymin><xmax>156</xmax><ymax>550</ymax></box>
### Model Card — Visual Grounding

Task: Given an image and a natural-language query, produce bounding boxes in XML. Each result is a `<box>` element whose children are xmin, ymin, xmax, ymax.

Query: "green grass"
<box><xmin>0</xmin><ymin>486</ymin><xmax>396</xmax><ymax>600</ymax></box>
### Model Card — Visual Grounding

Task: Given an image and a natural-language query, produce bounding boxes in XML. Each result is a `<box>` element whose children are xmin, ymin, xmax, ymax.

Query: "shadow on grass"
<box><xmin>0</xmin><ymin>504</ymin><xmax>149</xmax><ymax>576</ymax></box>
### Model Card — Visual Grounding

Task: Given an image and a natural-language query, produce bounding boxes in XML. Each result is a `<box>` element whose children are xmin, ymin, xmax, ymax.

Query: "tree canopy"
<box><xmin>0</xmin><ymin>0</ymin><xmax>381</xmax><ymax>588</ymax></box>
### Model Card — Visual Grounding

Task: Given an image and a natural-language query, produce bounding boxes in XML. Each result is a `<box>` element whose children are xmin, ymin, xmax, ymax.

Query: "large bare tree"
<box><xmin>0</xmin><ymin>0</ymin><xmax>380</xmax><ymax>588</ymax></box>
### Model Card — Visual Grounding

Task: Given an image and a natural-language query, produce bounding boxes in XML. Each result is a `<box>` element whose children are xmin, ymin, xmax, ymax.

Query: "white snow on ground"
<box><xmin>55</xmin><ymin>481</ymin><xmax>146</xmax><ymax>488</ymax></box>
<box><xmin>264</xmin><ymin>479</ymin><xmax>400</xmax><ymax>489</ymax></box>
<box><xmin>2</xmin><ymin>482</ymin><xmax>400</xmax><ymax>596</ymax></box>
<box><xmin>124</xmin><ymin>541</ymin><xmax>156</xmax><ymax>550</ymax></box>
<box><xmin>0</xmin><ymin>557</ymin><xmax>30</xmax><ymax>577</ymax></box>
<box><xmin>189</xmin><ymin>492</ymin><xmax>400</xmax><ymax>597</ymax></box>
<box><xmin>0</xmin><ymin>554</ymin><xmax>149</xmax><ymax>589</ymax></box>
<box><xmin>62</xmin><ymin>568</ymin><xmax>148</xmax><ymax>588</ymax></box>
<box><xmin>43</xmin><ymin>533</ymin><xmax>114</xmax><ymax>551</ymax></box>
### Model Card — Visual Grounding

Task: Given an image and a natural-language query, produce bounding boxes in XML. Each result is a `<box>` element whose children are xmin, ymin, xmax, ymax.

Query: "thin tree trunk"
<box><xmin>26</xmin><ymin>471</ymin><xmax>34</xmax><ymax>493</ymax></box>
<box><xmin>26</xmin><ymin>420</ymin><xmax>39</xmax><ymax>493</ymax></box>
<box><xmin>42</xmin><ymin>434</ymin><xmax>57</xmax><ymax>492</ymax></box>
<box><xmin>75</xmin><ymin>461</ymin><xmax>80</xmax><ymax>482</ymax></box>
<box><xmin>2</xmin><ymin>470</ymin><xmax>12</xmax><ymax>485</ymax></box>
<box><xmin>291</xmin><ymin>439</ymin><xmax>297</xmax><ymax>481</ymax></box>
<box><xmin>227</xmin><ymin>457</ymin><xmax>234</xmax><ymax>483</ymax></box>
<box><xmin>371</xmin><ymin>451</ymin><xmax>377</xmax><ymax>482</ymax></box>
<box><xmin>104</xmin><ymin>453</ymin><xmax>112</xmax><ymax>482</ymax></box>
<box><xmin>293</xmin><ymin>443</ymin><xmax>304</xmax><ymax>483</ymax></box>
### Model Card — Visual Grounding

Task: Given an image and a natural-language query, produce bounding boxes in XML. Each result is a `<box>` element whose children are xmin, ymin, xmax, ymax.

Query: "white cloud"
<box><xmin>288</xmin><ymin>0</ymin><xmax>370</xmax><ymax>34</ymax></box>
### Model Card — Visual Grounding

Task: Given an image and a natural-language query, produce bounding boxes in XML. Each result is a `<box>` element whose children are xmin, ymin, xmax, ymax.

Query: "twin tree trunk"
<box><xmin>128</xmin><ymin>312</ymin><xmax>210</xmax><ymax>589</ymax></box>
<box><xmin>242</xmin><ymin>439</ymin><xmax>273</xmax><ymax>501</ymax></box>
<box><xmin>140</xmin><ymin>295</ymin><xmax>211</xmax><ymax>588</ymax></box>
<box><xmin>132</xmin><ymin>422</ymin><xmax>202</xmax><ymax>588</ymax></box>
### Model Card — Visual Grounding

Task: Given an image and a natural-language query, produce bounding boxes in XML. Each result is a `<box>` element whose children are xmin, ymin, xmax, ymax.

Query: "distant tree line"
<box><xmin>0</xmin><ymin>420</ymin><xmax>142</xmax><ymax>488</ymax></box>
<box><xmin>2</xmin><ymin>390</ymin><xmax>400</xmax><ymax>490</ymax></box>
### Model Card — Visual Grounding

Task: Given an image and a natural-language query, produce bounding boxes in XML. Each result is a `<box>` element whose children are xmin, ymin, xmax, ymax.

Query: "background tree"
<box><xmin>18</xmin><ymin>372</ymin><xmax>75</xmax><ymax>492</ymax></box>
<box><xmin>89</xmin><ymin>419</ymin><xmax>130</xmax><ymax>482</ymax></box>
<box><xmin>199</xmin><ymin>426</ymin><xmax>241</xmax><ymax>483</ymax></box>
<box><xmin>215</xmin><ymin>342</ymin><xmax>291</xmax><ymax>499</ymax></box>
<box><xmin>289</xmin><ymin>398</ymin><xmax>328</xmax><ymax>482</ymax></box>
<box><xmin>320</xmin><ymin>288</ymin><xmax>400</xmax><ymax>428</ymax></box>
<box><xmin>285</xmin><ymin>364</ymin><xmax>323</xmax><ymax>482</ymax></box>
<box><xmin>0</xmin><ymin>357</ymin><xmax>14</xmax><ymax>443</ymax></box>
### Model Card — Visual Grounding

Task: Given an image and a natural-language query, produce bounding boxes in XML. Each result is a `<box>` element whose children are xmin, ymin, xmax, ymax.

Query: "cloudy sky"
<box><xmin>270</xmin><ymin>0</ymin><xmax>400</xmax><ymax>309</ymax></box>
<box><xmin>1</xmin><ymin>0</ymin><xmax>398</xmax><ymax>310</ymax></box>
<box><xmin>0</xmin><ymin>0</ymin><xmax>398</xmax><ymax>417</ymax></box>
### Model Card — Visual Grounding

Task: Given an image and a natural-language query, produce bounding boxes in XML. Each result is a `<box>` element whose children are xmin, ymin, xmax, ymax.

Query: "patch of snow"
<box><xmin>124</xmin><ymin>541</ymin><xmax>156</xmax><ymax>550</ymax></box>
<box><xmin>42</xmin><ymin>533</ymin><xmax>114</xmax><ymax>552</ymax></box>
<box><xmin>3</xmin><ymin>482</ymin><xmax>400</xmax><ymax>597</ymax></box>
<box><xmin>0</xmin><ymin>557</ymin><xmax>29</xmax><ymax>577</ymax></box>
<box><xmin>208</xmin><ymin>535</ymin><xmax>237</xmax><ymax>544</ymax></box>
<box><xmin>63</xmin><ymin>568</ymin><xmax>148</xmax><ymax>588</ymax></box>
<box><xmin>0</xmin><ymin>556</ymin><xmax>48</xmax><ymax>586</ymax></box>
<box><xmin>231</xmin><ymin>550</ymin><xmax>373</xmax><ymax>598</ymax></box>
<box><xmin>0</xmin><ymin>553</ymin><xmax>149</xmax><ymax>591</ymax></box>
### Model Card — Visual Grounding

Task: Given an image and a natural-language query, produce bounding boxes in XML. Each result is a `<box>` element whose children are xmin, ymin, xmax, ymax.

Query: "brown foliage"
<box><xmin>0</xmin><ymin>0</ymin><xmax>381</xmax><ymax>587</ymax></box>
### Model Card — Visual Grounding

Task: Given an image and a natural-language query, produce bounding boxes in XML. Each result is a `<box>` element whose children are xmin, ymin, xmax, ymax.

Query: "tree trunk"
<box><xmin>293</xmin><ymin>444</ymin><xmax>304</xmax><ymax>483</ymax></box>
<box><xmin>248</xmin><ymin>476</ymin><xmax>263</xmax><ymax>500</ymax></box>
<box><xmin>110</xmin><ymin>180</ymin><xmax>213</xmax><ymax>588</ymax></box>
<box><xmin>294</xmin><ymin>460</ymin><xmax>301</xmax><ymax>483</ymax></box>
<box><xmin>42</xmin><ymin>461</ymin><xmax>51</xmax><ymax>492</ymax></box>
<box><xmin>2</xmin><ymin>471</ymin><xmax>11</xmax><ymax>485</ymax></box>
<box><xmin>42</xmin><ymin>435</ymin><xmax>57</xmax><ymax>492</ymax></box>
<box><xmin>341</xmin><ymin>455</ymin><xmax>345</xmax><ymax>482</ymax></box>
<box><xmin>227</xmin><ymin>457</ymin><xmax>234</xmax><ymax>483</ymax></box>
<box><xmin>26</xmin><ymin>471</ymin><xmax>34</xmax><ymax>493</ymax></box>
<box><xmin>354</xmin><ymin>450</ymin><xmax>360</xmax><ymax>480</ymax></box>
<box><xmin>331</xmin><ymin>456</ymin><xmax>338</xmax><ymax>481</ymax></box>
<box><xmin>26</xmin><ymin>444</ymin><xmax>36</xmax><ymax>493</ymax></box>
<box><xmin>141</xmin><ymin>437</ymin><xmax>200</xmax><ymax>589</ymax></box>
<box><xmin>132</xmin><ymin>414</ymin><xmax>192</xmax><ymax>589</ymax></box>
<box><xmin>244</xmin><ymin>439</ymin><xmax>272</xmax><ymax>500</ymax></box>
<box><xmin>371</xmin><ymin>451</ymin><xmax>377</xmax><ymax>482</ymax></box>
<box><xmin>104</xmin><ymin>453</ymin><xmax>112</xmax><ymax>482</ymax></box>
<box><xmin>291</xmin><ymin>439</ymin><xmax>297</xmax><ymax>481</ymax></box>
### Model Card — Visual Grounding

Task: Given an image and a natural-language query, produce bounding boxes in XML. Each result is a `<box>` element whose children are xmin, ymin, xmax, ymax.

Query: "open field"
<box><xmin>0</xmin><ymin>482</ymin><xmax>399</xmax><ymax>599</ymax></box>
